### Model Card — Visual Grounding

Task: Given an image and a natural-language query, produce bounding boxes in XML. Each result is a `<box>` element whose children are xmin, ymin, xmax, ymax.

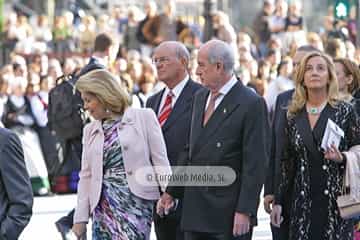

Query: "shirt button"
<box><xmin>324</xmin><ymin>190</ymin><xmax>329</xmax><ymax>195</ymax></box>
<box><xmin>322</xmin><ymin>165</ymin><xmax>328</xmax><ymax>170</ymax></box>
<box><xmin>123</xmin><ymin>146</ymin><xmax>128</xmax><ymax>151</ymax></box>
<box><xmin>300</xmin><ymin>191</ymin><xmax>305</xmax><ymax>196</ymax></box>
<box><xmin>127</xmin><ymin>170</ymin><xmax>133</xmax><ymax>176</ymax></box>
<box><xmin>216</xmin><ymin>142</ymin><xmax>221</xmax><ymax>148</ymax></box>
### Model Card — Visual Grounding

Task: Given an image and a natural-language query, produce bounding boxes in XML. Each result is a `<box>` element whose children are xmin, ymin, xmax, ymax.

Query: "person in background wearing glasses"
<box><xmin>147</xmin><ymin>41</ymin><xmax>203</xmax><ymax>240</ymax></box>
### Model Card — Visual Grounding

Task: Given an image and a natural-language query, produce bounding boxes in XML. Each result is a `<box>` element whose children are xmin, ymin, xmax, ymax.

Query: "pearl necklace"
<box><xmin>306</xmin><ymin>102</ymin><xmax>327</xmax><ymax>115</ymax></box>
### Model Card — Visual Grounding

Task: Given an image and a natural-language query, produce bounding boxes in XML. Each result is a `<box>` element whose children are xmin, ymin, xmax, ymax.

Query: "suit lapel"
<box><xmin>152</xmin><ymin>88</ymin><xmax>165</xmax><ymax>115</ymax></box>
<box><xmin>162</xmin><ymin>81</ymin><xmax>195</xmax><ymax>131</ymax></box>
<box><xmin>202</xmin><ymin>83</ymin><xmax>241</xmax><ymax>138</ymax></box>
<box><xmin>293</xmin><ymin>107</ymin><xmax>320</xmax><ymax>157</ymax></box>
<box><xmin>189</xmin><ymin>89</ymin><xmax>208</xmax><ymax>159</ymax></box>
<box><xmin>191</xmin><ymin>82</ymin><xmax>242</xmax><ymax>156</ymax></box>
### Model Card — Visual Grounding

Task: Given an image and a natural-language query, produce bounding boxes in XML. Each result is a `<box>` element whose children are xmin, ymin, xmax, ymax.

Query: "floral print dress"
<box><xmin>92</xmin><ymin>118</ymin><xmax>154</xmax><ymax>240</ymax></box>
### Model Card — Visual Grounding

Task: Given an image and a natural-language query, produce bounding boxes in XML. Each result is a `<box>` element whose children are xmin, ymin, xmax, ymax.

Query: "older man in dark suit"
<box><xmin>147</xmin><ymin>41</ymin><xmax>202</xmax><ymax>240</ymax></box>
<box><xmin>161</xmin><ymin>40</ymin><xmax>270</xmax><ymax>240</ymax></box>
<box><xmin>0</xmin><ymin>127</ymin><xmax>33</xmax><ymax>239</ymax></box>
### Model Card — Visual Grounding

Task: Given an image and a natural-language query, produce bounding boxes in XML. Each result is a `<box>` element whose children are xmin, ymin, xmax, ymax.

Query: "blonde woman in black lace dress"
<box><xmin>271</xmin><ymin>52</ymin><xmax>360</xmax><ymax>240</ymax></box>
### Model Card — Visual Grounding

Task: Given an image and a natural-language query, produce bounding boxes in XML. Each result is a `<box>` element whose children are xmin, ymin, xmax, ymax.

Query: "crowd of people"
<box><xmin>1</xmin><ymin>0</ymin><xmax>360</xmax><ymax>239</ymax></box>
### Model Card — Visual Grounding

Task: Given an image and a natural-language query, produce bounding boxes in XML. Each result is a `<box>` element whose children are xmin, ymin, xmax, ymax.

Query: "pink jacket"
<box><xmin>74</xmin><ymin>107</ymin><xmax>171</xmax><ymax>223</ymax></box>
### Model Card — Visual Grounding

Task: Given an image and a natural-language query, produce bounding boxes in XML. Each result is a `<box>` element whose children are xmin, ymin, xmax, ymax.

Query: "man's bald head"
<box><xmin>154</xmin><ymin>41</ymin><xmax>190</xmax><ymax>64</ymax></box>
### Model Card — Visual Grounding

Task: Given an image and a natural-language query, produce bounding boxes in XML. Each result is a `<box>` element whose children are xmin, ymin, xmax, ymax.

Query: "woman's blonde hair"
<box><xmin>288</xmin><ymin>51</ymin><xmax>339</xmax><ymax>118</ymax></box>
<box><xmin>333</xmin><ymin>58</ymin><xmax>360</xmax><ymax>95</ymax></box>
<box><xmin>76</xmin><ymin>69</ymin><xmax>130</xmax><ymax>115</ymax></box>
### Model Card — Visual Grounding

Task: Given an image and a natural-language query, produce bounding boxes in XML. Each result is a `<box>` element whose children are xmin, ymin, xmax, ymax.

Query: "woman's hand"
<box><xmin>264</xmin><ymin>194</ymin><xmax>275</xmax><ymax>214</ymax></box>
<box><xmin>270</xmin><ymin>204</ymin><xmax>283</xmax><ymax>228</ymax></box>
<box><xmin>72</xmin><ymin>223</ymin><xmax>87</xmax><ymax>239</ymax></box>
<box><xmin>324</xmin><ymin>144</ymin><xmax>343</xmax><ymax>163</ymax></box>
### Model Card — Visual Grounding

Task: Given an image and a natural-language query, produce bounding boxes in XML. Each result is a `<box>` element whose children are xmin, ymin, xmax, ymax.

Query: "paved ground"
<box><xmin>19</xmin><ymin>194</ymin><xmax>272</xmax><ymax>240</ymax></box>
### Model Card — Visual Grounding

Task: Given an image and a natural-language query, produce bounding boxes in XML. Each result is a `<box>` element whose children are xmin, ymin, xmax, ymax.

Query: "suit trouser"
<box><xmin>270</xmin><ymin>218</ymin><xmax>289</xmax><ymax>240</ymax></box>
<box><xmin>154</xmin><ymin>216</ymin><xmax>184</xmax><ymax>240</ymax></box>
<box><xmin>184</xmin><ymin>229</ymin><xmax>253</xmax><ymax>240</ymax></box>
<box><xmin>153</xmin><ymin>203</ymin><xmax>184</xmax><ymax>240</ymax></box>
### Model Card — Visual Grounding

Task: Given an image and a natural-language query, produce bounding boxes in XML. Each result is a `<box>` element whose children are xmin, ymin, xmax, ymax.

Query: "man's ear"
<box><xmin>180</xmin><ymin>57</ymin><xmax>188</xmax><ymax>68</ymax></box>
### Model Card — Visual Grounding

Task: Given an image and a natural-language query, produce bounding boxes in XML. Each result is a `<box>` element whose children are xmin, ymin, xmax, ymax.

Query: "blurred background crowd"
<box><xmin>0</xmin><ymin>0</ymin><xmax>359</xmax><ymax>238</ymax></box>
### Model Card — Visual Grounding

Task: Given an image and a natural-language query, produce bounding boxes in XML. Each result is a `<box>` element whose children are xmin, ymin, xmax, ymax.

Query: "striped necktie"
<box><xmin>158</xmin><ymin>91</ymin><xmax>174</xmax><ymax>127</ymax></box>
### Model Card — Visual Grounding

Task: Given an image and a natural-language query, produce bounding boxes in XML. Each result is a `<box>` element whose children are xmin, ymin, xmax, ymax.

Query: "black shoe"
<box><xmin>55</xmin><ymin>218</ymin><xmax>72</xmax><ymax>240</ymax></box>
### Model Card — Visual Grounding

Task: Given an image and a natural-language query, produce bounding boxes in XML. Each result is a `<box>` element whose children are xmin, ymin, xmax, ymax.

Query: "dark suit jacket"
<box><xmin>171</xmin><ymin>81</ymin><xmax>270</xmax><ymax>233</ymax></box>
<box><xmin>264</xmin><ymin>89</ymin><xmax>294</xmax><ymax>196</ymax></box>
<box><xmin>146</xmin><ymin>80</ymin><xmax>203</xmax><ymax>167</ymax></box>
<box><xmin>77</xmin><ymin>57</ymin><xmax>105</xmax><ymax>77</ymax></box>
<box><xmin>0</xmin><ymin>128</ymin><xmax>33</xmax><ymax>239</ymax></box>
<box><xmin>147</xmin><ymin>79</ymin><xmax>202</xmax><ymax>224</ymax></box>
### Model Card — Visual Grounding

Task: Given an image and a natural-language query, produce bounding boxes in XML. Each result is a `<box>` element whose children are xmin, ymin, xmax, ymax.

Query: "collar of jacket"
<box><xmin>89</xmin><ymin>108</ymin><xmax>135</xmax><ymax>137</ymax></box>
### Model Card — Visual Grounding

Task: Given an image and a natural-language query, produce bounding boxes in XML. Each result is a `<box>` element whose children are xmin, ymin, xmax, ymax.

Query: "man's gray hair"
<box><xmin>154</xmin><ymin>41</ymin><xmax>190</xmax><ymax>63</ymax></box>
<box><xmin>207</xmin><ymin>40</ymin><xmax>234</xmax><ymax>74</ymax></box>
<box><xmin>174</xmin><ymin>42</ymin><xmax>190</xmax><ymax>63</ymax></box>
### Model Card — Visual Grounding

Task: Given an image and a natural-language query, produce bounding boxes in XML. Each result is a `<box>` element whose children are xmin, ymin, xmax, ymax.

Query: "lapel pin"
<box><xmin>223</xmin><ymin>108</ymin><xmax>227</xmax><ymax>114</ymax></box>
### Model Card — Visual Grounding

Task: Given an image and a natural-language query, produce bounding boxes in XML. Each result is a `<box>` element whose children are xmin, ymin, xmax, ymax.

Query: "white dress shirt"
<box><xmin>205</xmin><ymin>76</ymin><xmax>238</xmax><ymax>111</ymax></box>
<box><xmin>158</xmin><ymin>75</ymin><xmax>189</xmax><ymax>115</ymax></box>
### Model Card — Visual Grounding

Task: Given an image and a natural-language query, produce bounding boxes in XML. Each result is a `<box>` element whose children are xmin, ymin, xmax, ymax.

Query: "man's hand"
<box><xmin>156</xmin><ymin>192</ymin><xmax>174</xmax><ymax>217</ymax></box>
<box><xmin>264</xmin><ymin>194</ymin><xmax>274</xmax><ymax>214</ymax></box>
<box><xmin>156</xmin><ymin>198</ymin><xmax>165</xmax><ymax>217</ymax></box>
<box><xmin>232</xmin><ymin>212</ymin><xmax>250</xmax><ymax>237</ymax></box>
<box><xmin>270</xmin><ymin>204</ymin><xmax>283</xmax><ymax>228</ymax></box>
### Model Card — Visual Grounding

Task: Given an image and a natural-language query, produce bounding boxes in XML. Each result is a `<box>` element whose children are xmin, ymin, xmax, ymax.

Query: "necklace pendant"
<box><xmin>309</xmin><ymin>107</ymin><xmax>318</xmax><ymax>115</ymax></box>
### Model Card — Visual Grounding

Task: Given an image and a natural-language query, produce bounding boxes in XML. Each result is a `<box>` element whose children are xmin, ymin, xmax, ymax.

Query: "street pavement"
<box><xmin>20</xmin><ymin>194</ymin><xmax>272</xmax><ymax>240</ymax></box>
